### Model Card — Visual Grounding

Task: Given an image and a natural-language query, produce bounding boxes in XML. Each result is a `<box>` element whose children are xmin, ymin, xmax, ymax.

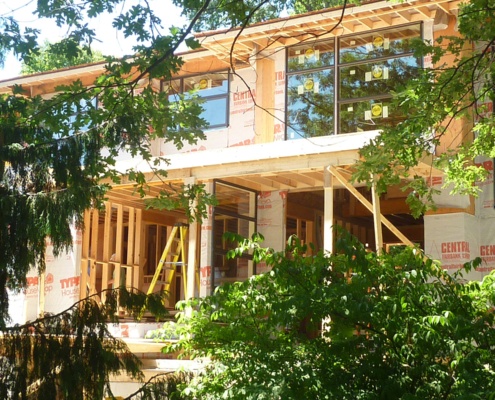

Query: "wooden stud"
<box><xmin>127</xmin><ymin>207</ymin><xmax>135</xmax><ymax>267</ymax></box>
<box><xmin>113</xmin><ymin>204</ymin><xmax>124</xmax><ymax>289</ymax></box>
<box><xmin>103</xmin><ymin>202</ymin><xmax>112</xmax><ymax>262</ymax></box>
<box><xmin>89</xmin><ymin>209</ymin><xmax>99</xmax><ymax>296</ymax></box>
<box><xmin>133</xmin><ymin>209</ymin><xmax>144</xmax><ymax>291</ymax></box>
<box><xmin>101</xmin><ymin>202</ymin><xmax>112</xmax><ymax>301</ymax></box>
<box><xmin>80</xmin><ymin>210</ymin><xmax>92</xmax><ymax>300</ymax></box>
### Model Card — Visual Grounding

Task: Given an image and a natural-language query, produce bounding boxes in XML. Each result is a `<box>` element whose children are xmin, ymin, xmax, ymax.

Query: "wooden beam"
<box><xmin>268</xmin><ymin>175</ymin><xmax>298</xmax><ymax>188</ymax></box>
<box><xmin>282</xmin><ymin>172</ymin><xmax>316</xmax><ymax>187</ymax></box>
<box><xmin>328</xmin><ymin>166</ymin><xmax>415</xmax><ymax>247</ymax></box>
<box><xmin>241</xmin><ymin>175</ymin><xmax>282</xmax><ymax>190</ymax></box>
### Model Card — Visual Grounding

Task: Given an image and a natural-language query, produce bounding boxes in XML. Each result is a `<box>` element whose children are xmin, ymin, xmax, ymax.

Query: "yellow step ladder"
<box><xmin>147</xmin><ymin>223</ymin><xmax>188</xmax><ymax>297</ymax></box>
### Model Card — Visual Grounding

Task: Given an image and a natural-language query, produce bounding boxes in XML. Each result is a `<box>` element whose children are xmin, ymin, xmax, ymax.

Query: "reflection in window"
<box><xmin>287</xmin><ymin>41</ymin><xmax>334</xmax><ymax>72</ymax></box>
<box><xmin>287</xmin><ymin>63</ymin><xmax>335</xmax><ymax>139</ymax></box>
<box><xmin>164</xmin><ymin>72</ymin><xmax>229</xmax><ymax>130</ymax></box>
<box><xmin>339</xmin><ymin>56</ymin><xmax>419</xmax><ymax>101</ymax></box>
<box><xmin>339</xmin><ymin>99</ymin><xmax>406</xmax><ymax>133</ymax></box>
<box><xmin>339</xmin><ymin>25</ymin><xmax>421</xmax><ymax>63</ymax></box>
<box><xmin>286</xmin><ymin>24</ymin><xmax>421</xmax><ymax>138</ymax></box>
<box><xmin>212</xmin><ymin>181</ymin><xmax>257</xmax><ymax>292</ymax></box>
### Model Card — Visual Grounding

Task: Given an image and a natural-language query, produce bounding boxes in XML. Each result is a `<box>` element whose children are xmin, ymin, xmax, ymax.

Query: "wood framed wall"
<box><xmin>80</xmin><ymin>201</ymin><xmax>146</xmax><ymax>302</ymax></box>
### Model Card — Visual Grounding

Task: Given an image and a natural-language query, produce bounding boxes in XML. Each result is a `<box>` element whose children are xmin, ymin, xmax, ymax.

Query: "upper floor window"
<box><xmin>165</xmin><ymin>72</ymin><xmax>230</xmax><ymax>130</ymax></box>
<box><xmin>286</xmin><ymin>24</ymin><xmax>422</xmax><ymax>139</ymax></box>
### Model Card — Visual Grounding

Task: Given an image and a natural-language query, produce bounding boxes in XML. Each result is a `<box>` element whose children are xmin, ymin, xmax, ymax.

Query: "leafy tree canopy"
<box><xmin>169</xmin><ymin>232</ymin><xmax>495</xmax><ymax>399</ymax></box>
<box><xmin>20</xmin><ymin>40</ymin><xmax>105</xmax><ymax>74</ymax></box>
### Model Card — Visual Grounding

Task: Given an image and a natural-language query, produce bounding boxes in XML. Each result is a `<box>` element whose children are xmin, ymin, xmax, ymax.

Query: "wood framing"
<box><xmin>328</xmin><ymin>166</ymin><xmax>415</xmax><ymax>248</ymax></box>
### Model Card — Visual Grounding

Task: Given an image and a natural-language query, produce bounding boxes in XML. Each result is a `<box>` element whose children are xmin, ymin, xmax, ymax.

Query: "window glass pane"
<box><xmin>164</xmin><ymin>73</ymin><xmax>229</xmax><ymax>129</ymax></box>
<box><xmin>288</xmin><ymin>41</ymin><xmax>334</xmax><ymax>72</ymax></box>
<box><xmin>202</xmin><ymin>97</ymin><xmax>228</xmax><ymax>128</ymax></box>
<box><xmin>339</xmin><ymin>24</ymin><xmax>421</xmax><ymax>63</ymax></box>
<box><xmin>339</xmin><ymin>99</ymin><xmax>406</xmax><ymax>134</ymax></box>
<box><xmin>215</xmin><ymin>182</ymin><xmax>256</xmax><ymax>218</ymax></box>
<box><xmin>339</xmin><ymin>55</ymin><xmax>419</xmax><ymax>100</ymax></box>
<box><xmin>287</xmin><ymin>69</ymin><xmax>334</xmax><ymax>139</ymax></box>
<box><xmin>183</xmin><ymin>73</ymin><xmax>229</xmax><ymax>97</ymax></box>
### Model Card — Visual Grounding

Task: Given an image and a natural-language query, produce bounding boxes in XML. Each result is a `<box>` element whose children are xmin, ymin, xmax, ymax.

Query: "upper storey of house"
<box><xmin>0</xmin><ymin>0</ymin><xmax>461</xmax><ymax>162</ymax></box>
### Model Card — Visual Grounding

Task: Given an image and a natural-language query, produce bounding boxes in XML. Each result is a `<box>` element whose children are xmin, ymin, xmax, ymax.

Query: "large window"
<box><xmin>164</xmin><ymin>72</ymin><xmax>230</xmax><ymax>130</ymax></box>
<box><xmin>286</xmin><ymin>24</ymin><xmax>422</xmax><ymax>139</ymax></box>
<box><xmin>212</xmin><ymin>181</ymin><xmax>257</xmax><ymax>291</ymax></box>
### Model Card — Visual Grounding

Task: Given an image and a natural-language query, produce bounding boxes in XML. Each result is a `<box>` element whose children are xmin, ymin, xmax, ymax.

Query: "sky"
<box><xmin>0</xmin><ymin>0</ymin><xmax>185</xmax><ymax>79</ymax></box>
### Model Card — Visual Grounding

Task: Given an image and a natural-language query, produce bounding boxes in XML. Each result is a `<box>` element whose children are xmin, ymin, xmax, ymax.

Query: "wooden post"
<box><xmin>185</xmin><ymin>177</ymin><xmax>197</xmax><ymax>301</ymax></box>
<box><xmin>371</xmin><ymin>175</ymin><xmax>384</xmax><ymax>254</ymax></box>
<box><xmin>323</xmin><ymin>168</ymin><xmax>334</xmax><ymax>253</ymax></box>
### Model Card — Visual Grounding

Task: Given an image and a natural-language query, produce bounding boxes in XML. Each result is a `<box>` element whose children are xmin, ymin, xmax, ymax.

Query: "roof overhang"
<box><xmin>193</xmin><ymin>0</ymin><xmax>462</xmax><ymax>64</ymax></box>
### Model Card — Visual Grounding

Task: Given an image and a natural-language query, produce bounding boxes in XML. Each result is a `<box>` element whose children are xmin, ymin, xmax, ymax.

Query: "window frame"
<box><xmin>163</xmin><ymin>70</ymin><xmax>230</xmax><ymax>130</ymax></box>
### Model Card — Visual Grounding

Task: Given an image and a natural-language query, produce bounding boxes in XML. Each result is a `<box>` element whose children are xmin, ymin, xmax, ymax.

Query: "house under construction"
<box><xmin>2</xmin><ymin>0</ymin><xmax>493</xmax><ymax>396</ymax></box>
